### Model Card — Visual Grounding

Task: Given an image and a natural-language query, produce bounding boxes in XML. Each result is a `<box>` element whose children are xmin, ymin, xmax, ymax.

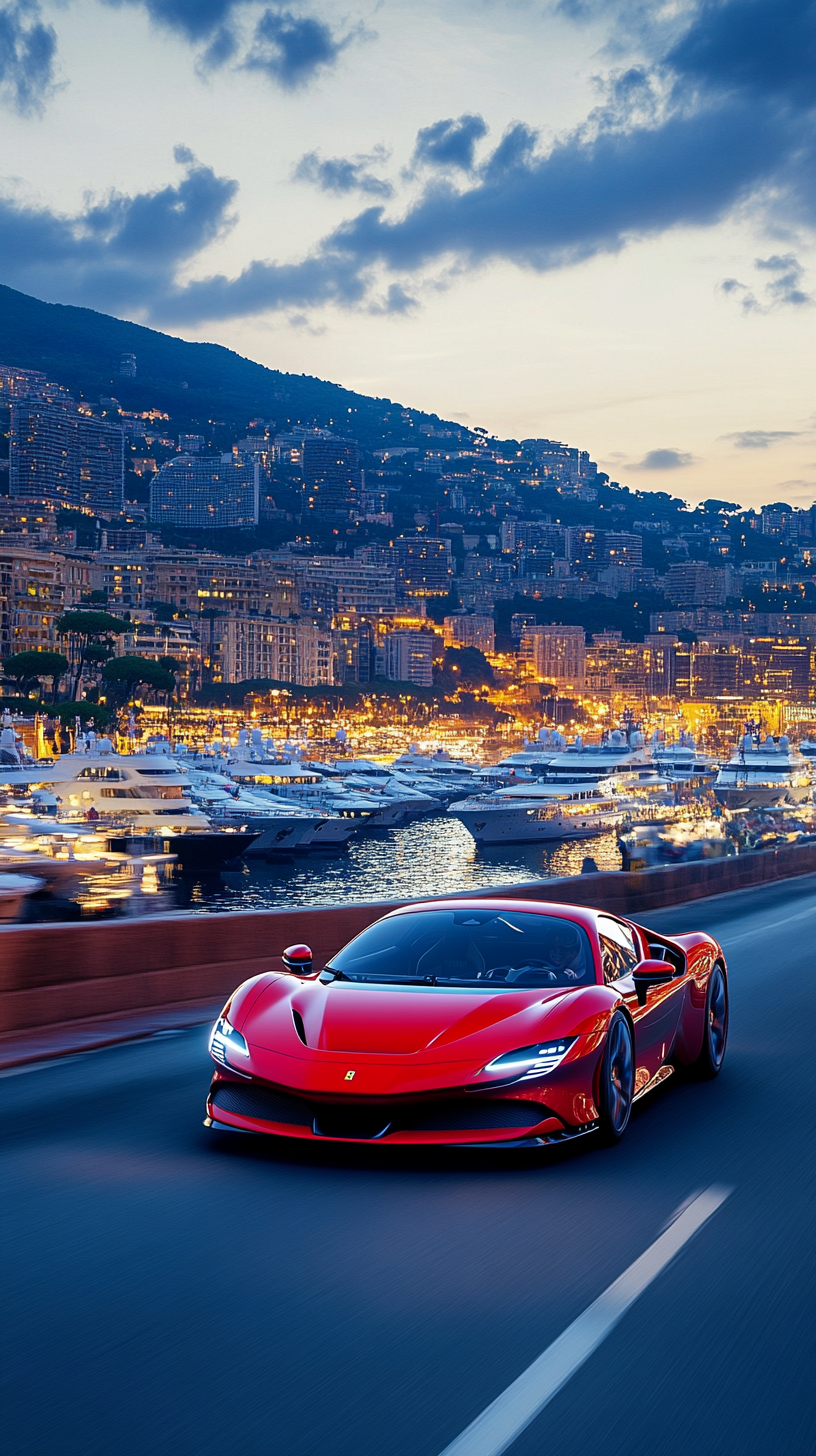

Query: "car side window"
<box><xmin>597</xmin><ymin>917</ymin><xmax>640</xmax><ymax>985</ymax></box>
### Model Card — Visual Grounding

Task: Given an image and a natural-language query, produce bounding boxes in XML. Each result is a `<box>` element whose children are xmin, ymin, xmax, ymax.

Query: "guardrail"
<box><xmin>2</xmin><ymin>838</ymin><xmax>816</xmax><ymax>1045</ymax></box>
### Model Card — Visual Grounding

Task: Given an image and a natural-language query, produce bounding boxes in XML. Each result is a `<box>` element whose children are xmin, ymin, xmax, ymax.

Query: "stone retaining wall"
<box><xmin>2</xmin><ymin>840</ymin><xmax>816</xmax><ymax>1038</ymax></box>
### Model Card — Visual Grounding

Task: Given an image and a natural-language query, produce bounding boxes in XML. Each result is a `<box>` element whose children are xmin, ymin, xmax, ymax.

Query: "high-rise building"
<box><xmin>443</xmin><ymin>615</ymin><xmax>495</xmax><ymax>653</ymax></box>
<box><xmin>178</xmin><ymin>434</ymin><xmax>205</xmax><ymax>454</ymax></box>
<box><xmin>303</xmin><ymin>436</ymin><xmax>360</xmax><ymax>517</ymax></box>
<box><xmin>664</xmin><ymin>563</ymin><xmax>728</xmax><ymax>607</ymax></box>
<box><xmin>393</xmin><ymin>537</ymin><xmax>452</xmax><ymax>600</ymax></box>
<box><xmin>119</xmin><ymin>353</ymin><xmax>137</xmax><ymax>378</ymax></box>
<box><xmin>604</xmin><ymin>532</ymin><xmax>643</xmax><ymax>568</ymax></box>
<box><xmin>9</xmin><ymin>399</ymin><xmax>124</xmax><ymax>514</ymax></box>
<box><xmin>520</xmin><ymin>625</ymin><xmax>586</xmax><ymax>688</ymax></box>
<box><xmin>149</xmin><ymin>456</ymin><xmax>259</xmax><ymax>529</ymax></box>
<box><xmin>296</xmin><ymin>557</ymin><xmax>397</xmax><ymax>618</ymax></box>
<box><xmin>385</xmin><ymin>629</ymin><xmax>434</xmax><ymax>687</ymax></box>
<box><xmin>219</xmin><ymin>616</ymin><xmax>336</xmax><ymax>685</ymax></box>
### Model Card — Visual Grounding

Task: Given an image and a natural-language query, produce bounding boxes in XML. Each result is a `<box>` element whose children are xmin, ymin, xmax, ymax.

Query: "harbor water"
<box><xmin>162</xmin><ymin>815</ymin><xmax>622</xmax><ymax>914</ymax></box>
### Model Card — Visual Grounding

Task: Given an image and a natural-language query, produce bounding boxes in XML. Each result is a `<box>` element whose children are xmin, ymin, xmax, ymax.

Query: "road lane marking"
<box><xmin>437</xmin><ymin>1185</ymin><xmax>732</xmax><ymax>1456</ymax></box>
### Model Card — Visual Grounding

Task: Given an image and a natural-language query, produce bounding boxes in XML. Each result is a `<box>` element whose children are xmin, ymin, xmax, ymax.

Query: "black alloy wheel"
<box><xmin>598</xmin><ymin>1011</ymin><xmax>635</xmax><ymax>1145</ymax></box>
<box><xmin>694</xmin><ymin>963</ymin><xmax>729</xmax><ymax>1078</ymax></box>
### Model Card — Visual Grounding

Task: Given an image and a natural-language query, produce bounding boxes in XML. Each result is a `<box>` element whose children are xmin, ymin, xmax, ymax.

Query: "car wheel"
<box><xmin>597</xmin><ymin>1011</ymin><xmax>635</xmax><ymax>1144</ymax></box>
<box><xmin>694</xmin><ymin>963</ymin><xmax>728</xmax><ymax>1079</ymax></box>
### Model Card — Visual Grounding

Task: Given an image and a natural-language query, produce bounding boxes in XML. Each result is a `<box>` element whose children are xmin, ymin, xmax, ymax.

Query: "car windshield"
<box><xmin>327</xmin><ymin>909</ymin><xmax>595</xmax><ymax>988</ymax></box>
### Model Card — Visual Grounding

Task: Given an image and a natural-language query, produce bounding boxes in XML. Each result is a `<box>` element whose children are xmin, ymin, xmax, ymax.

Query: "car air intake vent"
<box><xmin>312</xmin><ymin>1107</ymin><xmax>392</xmax><ymax>1140</ymax></box>
<box><xmin>407</xmin><ymin>1099</ymin><xmax>545</xmax><ymax>1132</ymax></box>
<box><xmin>292</xmin><ymin>1009</ymin><xmax>308</xmax><ymax>1046</ymax></box>
<box><xmin>212</xmin><ymin>1082</ymin><xmax>312</xmax><ymax>1126</ymax></box>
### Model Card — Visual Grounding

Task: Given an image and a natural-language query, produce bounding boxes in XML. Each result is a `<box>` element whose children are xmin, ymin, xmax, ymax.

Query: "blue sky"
<box><xmin>1</xmin><ymin>0</ymin><xmax>815</xmax><ymax>507</ymax></box>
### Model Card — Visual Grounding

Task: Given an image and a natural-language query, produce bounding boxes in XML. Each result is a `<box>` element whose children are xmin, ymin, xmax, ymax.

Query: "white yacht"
<box><xmin>0</xmin><ymin>740</ymin><xmax>212</xmax><ymax>831</ymax></box>
<box><xmin>495</xmin><ymin>727</ymin><xmax>569</xmax><ymax>775</ymax></box>
<box><xmin>327</xmin><ymin>761</ymin><xmax>442</xmax><ymax>818</ymax></box>
<box><xmin>449</xmin><ymin>779</ymin><xmax>621</xmax><ymax>845</ymax></box>
<box><xmin>713</xmin><ymin>733</ymin><xmax>811</xmax><ymax>809</ymax></box>
<box><xmin>183</xmin><ymin>768</ymin><xmax>327</xmax><ymax>855</ymax></box>
<box><xmin>387</xmin><ymin>749</ymin><xmax>485</xmax><ymax>805</ymax></box>
<box><xmin>652</xmin><ymin>731</ymin><xmax>718</xmax><ymax>785</ymax></box>
<box><xmin>225</xmin><ymin>761</ymin><xmax>368</xmax><ymax>848</ymax></box>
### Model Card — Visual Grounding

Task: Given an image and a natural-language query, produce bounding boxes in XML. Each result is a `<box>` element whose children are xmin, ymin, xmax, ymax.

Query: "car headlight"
<box><xmin>484</xmin><ymin>1038</ymin><xmax>576</xmax><ymax>1080</ymax></box>
<box><xmin>209</xmin><ymin>1014</ymin><xmax>250</xmax><ymax>1069</ymax></box>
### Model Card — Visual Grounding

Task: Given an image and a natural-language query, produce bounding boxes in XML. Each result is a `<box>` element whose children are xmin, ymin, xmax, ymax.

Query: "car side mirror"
<box><xmin>632</xmin><ymin>959</ymin><xmax>675</xmax><ymax>1006</ymax></box>
<box><xmin>282</xmin><ymin>943</ymin><xmax>313</xmax><ymax>976</ymax></box>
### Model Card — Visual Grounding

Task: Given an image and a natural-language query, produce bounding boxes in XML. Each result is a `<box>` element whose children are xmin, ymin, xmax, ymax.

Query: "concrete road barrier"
<box><xmin>2</xmin><ymin>840</ymin><xmax>816</xmax><ymax>1040</ymax></box>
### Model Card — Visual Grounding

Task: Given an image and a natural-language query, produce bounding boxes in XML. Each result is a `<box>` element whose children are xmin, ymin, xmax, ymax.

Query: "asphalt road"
<box><xmin>3</xmin><ymin>876</ymin><xmax>815</xmax><ymax>1456</ymax></box>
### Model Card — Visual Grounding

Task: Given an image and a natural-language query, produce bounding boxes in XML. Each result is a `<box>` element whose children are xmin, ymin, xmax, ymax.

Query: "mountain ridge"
<box><xmin>0</xmin><ymin>284</ymin><xmax>468</xmax><ymax>450</ymax></box>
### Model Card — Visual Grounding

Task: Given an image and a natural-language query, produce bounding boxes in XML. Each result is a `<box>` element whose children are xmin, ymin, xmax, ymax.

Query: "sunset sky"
<box><xmin>1</xmin><ymin>0</ymin><xmax>814</xmax><ymax>507</ymax></box>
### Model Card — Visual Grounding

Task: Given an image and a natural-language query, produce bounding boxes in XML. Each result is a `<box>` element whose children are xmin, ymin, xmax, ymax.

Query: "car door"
<box><xmin>596</xmin><ymin>915</ymin><xmax>680</xmax><ymax>1084</ymax></box>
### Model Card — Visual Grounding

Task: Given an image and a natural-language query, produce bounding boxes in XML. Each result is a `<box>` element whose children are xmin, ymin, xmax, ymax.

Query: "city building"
<box><xmin>302</xmin><ymin>436</ymin><xmax>360</xmax><ymax>518</ymax></box>
<box><xmin>385</xmin><ymin>630</ymin><xmax>434</xmax><ymax>687</ymax></box>
<box><xmin>585</xmin><ymin>634</ymin><xmax>647</xmax><ymax>699</ymax></box>
<box><xmin>393</xmin><ymin>536</ymin><xmax>453</xmax><ymax>601</ymax></box>
<box><xmin>219</xmin><ymin>615</ymin><xmax>335</xmax><ymax>685</ymax></box>
<box><xmin>443</xmin><ymin>615</ymin><xmax>495</xmax><ymax>653</ymax></box>
<box><xmin>9</xmin><ymin>398</ymin><xmax>124</xmax><ymax>514</ymax></box>
<box><xmin>0</xmin><ymin>547</ymin><xmax>67</xmax><ymax>657</ymax></box>
<box><xmin>520</xmin><ymin>625</ymin><xmax>586</xmax><ymax>689</ymax></box>
<box><xmin>296</xmin><ymin>557</ymin><xmax>397</xmax><ymax>618</ymax></box>
<box><xmin>664</xmin><ymin>563</ymin><xmax>729</xmax><ymax>607</ymax></box>
<box><xmin>149</xmin><ymin>455</ymin><xmax>259</xmax><ymax>529</ymax></box>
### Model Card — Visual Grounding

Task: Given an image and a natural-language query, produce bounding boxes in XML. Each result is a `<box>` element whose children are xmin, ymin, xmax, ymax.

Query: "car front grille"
<box><xmin>212</xmin><ymin>1079</ymin><xmax>549</xmax><ymax>1138</ymax></box>
<box><xmin>403</xmin><ymin>1099</ymin><xmax>546</xmax><ymax>1132</ymax></box>
<box><xmin>211</xmin><ymin>1082</ymin><xmax>313</xmax><ymax>1126</ymax></box>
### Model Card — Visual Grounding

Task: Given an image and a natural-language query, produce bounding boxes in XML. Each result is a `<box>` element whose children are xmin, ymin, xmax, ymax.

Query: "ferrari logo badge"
<box><xmin>344</xmin><ymin>1070</ymin><xmax>356</xmax><ymax>1081</ymax></box>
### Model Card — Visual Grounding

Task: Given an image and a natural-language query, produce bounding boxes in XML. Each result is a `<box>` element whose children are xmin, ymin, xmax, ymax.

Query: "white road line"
<box><xmin>437</xmin><ymin>1185</ymin><xmax>732</xmax><ymax>1456</ymax></box>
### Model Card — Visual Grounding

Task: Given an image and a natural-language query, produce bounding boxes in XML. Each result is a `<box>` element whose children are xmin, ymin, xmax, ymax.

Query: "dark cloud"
<box><xmin>754</xmin><ymin>252</ymin><xmax>813</xmax><ymax>306</ymax></box>
<box><xmin>411</xmin><ymin>115</ymin><xmax>488</xmax><ymax>173</ymax></box>
<box><xmin>294</xmin><ymin>148</ymin><xmax>393</xmax><ymax>198</ymax></box>
<box><xmin>244</xmin><ymin>6</ymin><xmax>364</xmax><ymax>89</ymax></box>
<box><xmin>720</xmin><ymin>252</ymin><xmax>812</xmax><ymax>311</ymax></box>
<box><xmin>665</xmin><ymin>0</ymin><xmax>816</xmax><ymax>110</ymax></box>
<box><xmin>102</xmin><ymin>0</ymin><xmax>365</xmax><ymax>88</ymax></box>
<box><xmin>0</xmin><ymin>148</ymin><xmax>238</xmax><ymax>312</ymax></box>
<box><xmin>328</xmin><ymin>101</ymin><xmax>789</xmax><ymax>275</ymax></box>
<box><xmin>0</xmin><ymin>148</ymin><xmax>373</xmax><ymax>321</ymax></box>
<box><xmin>631</xmin><ymin>448</ymin><xmax>694</xmax><ymax>470</ymax></box>
<box><xmin>4</xmin><ymin>0</ymin><xmax>816</xmax><ymax>326</ymax></box>
<box><xmin>102</xmin><ymin>0</ymin><xmax>240</xmax><ymax>44</ymax></box>
<box><xmin>0</xmin><ymin>0</ymin><xmax>57</xmax><ymax>114</ymax></box>
<box><xmin>725</xmin><ymin>430</ymin><xmax>802</xmax><ymax>448</ymax></box>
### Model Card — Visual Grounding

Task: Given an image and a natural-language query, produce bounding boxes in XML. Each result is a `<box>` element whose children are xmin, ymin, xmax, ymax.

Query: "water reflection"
<box><xmin>161</xmin><ymin>816</ymin><xmax>622</xmax><ymax>914</ymax></box>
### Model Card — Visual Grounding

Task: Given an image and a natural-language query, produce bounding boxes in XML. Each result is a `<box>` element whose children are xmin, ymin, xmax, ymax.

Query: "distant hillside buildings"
<box><xmin>149</xmin><ymin>454</ymin><xmax>260</xmax><ymax>529</ymax></box>
<box><xmin>2</xmin><ymin>365</ymin><xmax>124</xmax><ymax>515</ymax></box>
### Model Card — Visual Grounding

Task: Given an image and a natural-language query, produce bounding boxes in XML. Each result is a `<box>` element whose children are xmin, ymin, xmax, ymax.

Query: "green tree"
<box><xmin>55</xmin><ymin>611</ymin><xmax>126</xmax><ymax>697</ymax></box>
<box><xmin>2</xmin><ymin>650</ymin><xmax>70</xmax><ymax>702</ymax></box>
<box><xmin>435</xmin><ymin>646</ymin><xmax>495</xmax><ymax>694</ymax></box>
<box><xmin>101</xmin><ymin>655</ymin><xmax>176</xmax><ymax>708</ymax></box>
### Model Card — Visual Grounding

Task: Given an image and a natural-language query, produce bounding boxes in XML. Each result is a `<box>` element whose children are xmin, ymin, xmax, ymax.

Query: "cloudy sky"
<box><xmin>1</xmin><ymin>0</ymin><xmax>814</xmax><ymax>507</ymax></box>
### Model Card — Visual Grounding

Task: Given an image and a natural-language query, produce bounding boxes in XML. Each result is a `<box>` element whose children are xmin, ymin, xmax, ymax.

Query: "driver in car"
<box><xmin>542</xmin><ymin>922</ymin><xmax>586</xmax><ymax>981</ymax></box>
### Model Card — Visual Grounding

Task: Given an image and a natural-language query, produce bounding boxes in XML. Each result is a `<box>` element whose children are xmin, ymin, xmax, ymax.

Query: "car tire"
<box><xmin>597</xmin><ymin>1011</ymin><xmax>635</xmax><ymax>1145</ymax></box>
<box><xmin>693</xmin><ymin>963</ymin><xmax>728</xmax><ymax>1079</ymax></box>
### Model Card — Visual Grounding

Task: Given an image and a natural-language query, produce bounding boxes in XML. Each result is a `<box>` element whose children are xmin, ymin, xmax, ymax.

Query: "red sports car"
<box><xmin>204</xmin><ymin>899</ymin><xmax>728</xmax><ymax>1148</ymax></box>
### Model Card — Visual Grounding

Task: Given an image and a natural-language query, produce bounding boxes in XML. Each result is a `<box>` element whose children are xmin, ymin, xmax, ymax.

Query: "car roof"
<box><xmin>382</xmin><ymin>899</ymin><xmax>604</xmax><ymax>934</ymax></box>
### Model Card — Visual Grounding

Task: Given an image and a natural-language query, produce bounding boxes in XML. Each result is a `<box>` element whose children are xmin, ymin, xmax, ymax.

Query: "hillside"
<box><xmin>0</xmin><ymin>285</ymin><xmax>465</xmax><ymax>451</ymax></box>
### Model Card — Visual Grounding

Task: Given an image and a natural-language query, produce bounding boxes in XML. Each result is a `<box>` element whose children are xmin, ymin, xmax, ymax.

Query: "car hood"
<box><xmin>244</xmin><ymin>980</ymin><xmax>583</xmax><ymax>1058</ymax></box>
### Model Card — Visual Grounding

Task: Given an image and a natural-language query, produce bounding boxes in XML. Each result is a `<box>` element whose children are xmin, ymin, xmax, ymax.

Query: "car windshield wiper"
<box><xmin>336</xmin><ymin>973</ymin><xmax>439</xmax><ymax>986</ymax></box>
<box><xmin>319</xmin><ymin>966</ymin><xmax>352</xmax><ymax>982</ymax></box>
